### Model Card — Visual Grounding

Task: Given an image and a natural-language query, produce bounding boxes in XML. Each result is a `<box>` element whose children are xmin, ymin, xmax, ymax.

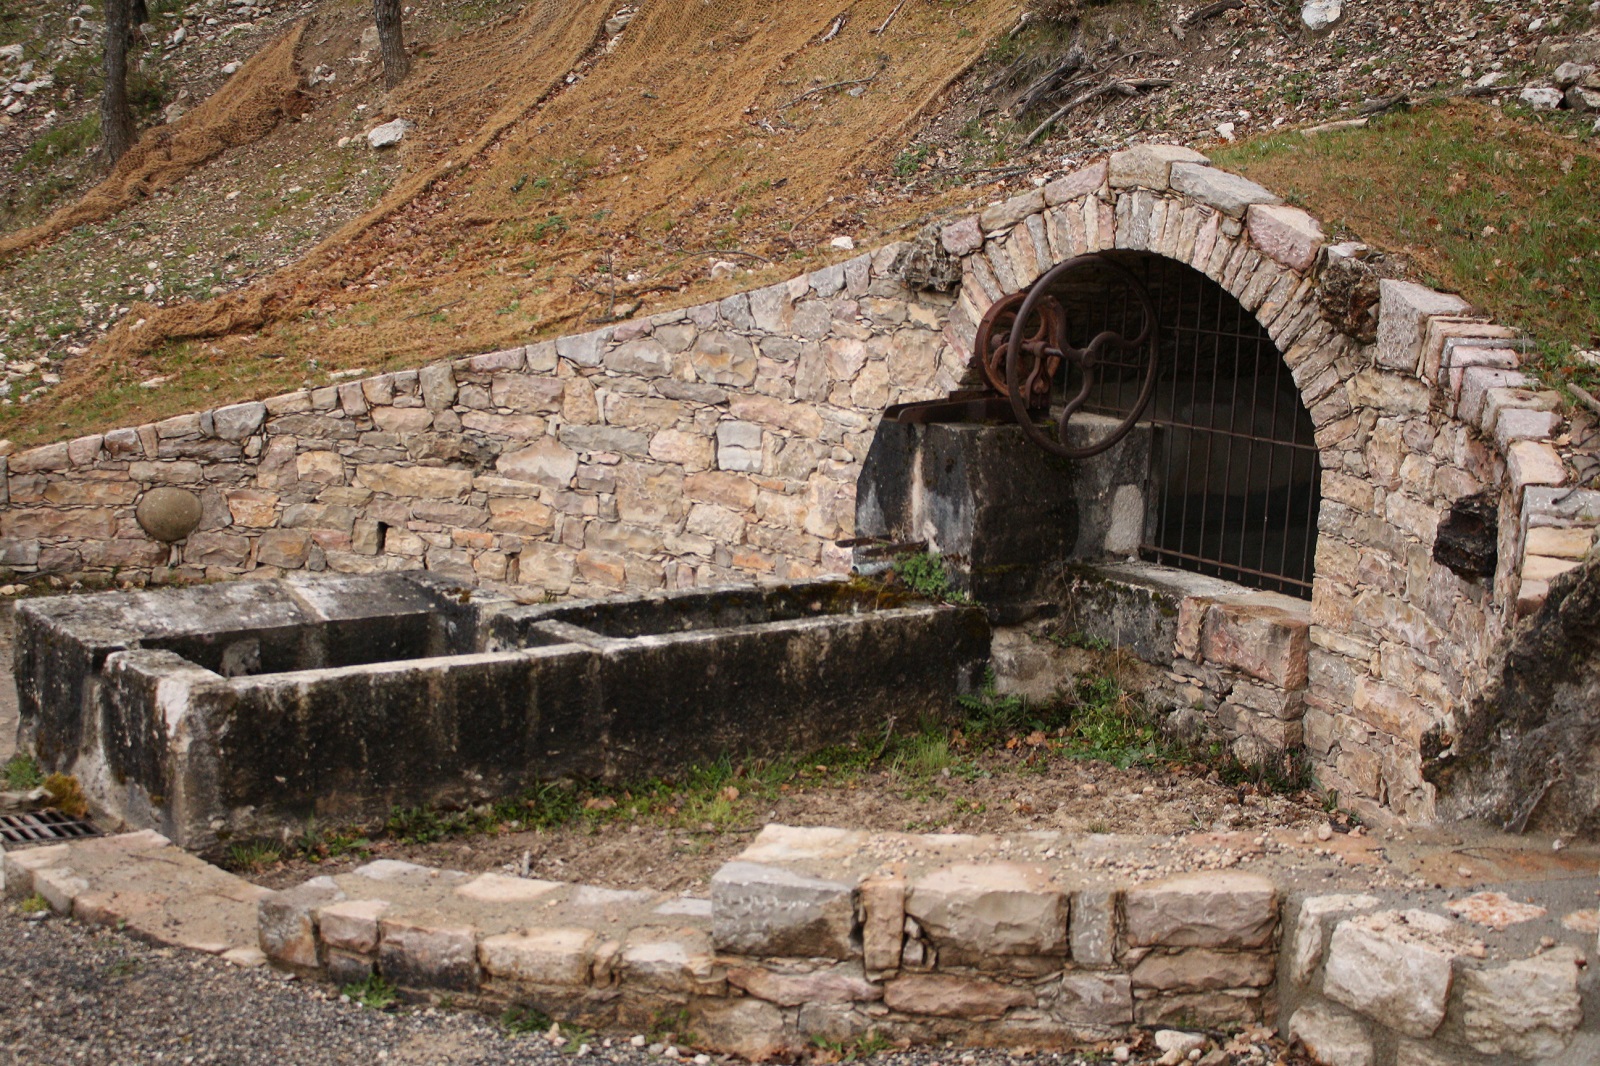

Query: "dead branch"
<box><xmin>819</xmin><ymin>12</ymin><xmax>847</xmax><ymax>43</ymax></box>
<box><xmin>1571</xmin><ymin>384</ymin><xmax>1600</xmax><ymax>419</ymax></box>
<box><xmin>873</xmin><ymin>0</ymin><xmax>909</xmax><ymax>36</ymax></box>
<box><xmin>1022</xmin><ymin>78</ymin><xmax>1174</xmax><ymax>145</ymax></box>
<box><xmin>781</xmin><ymin>76</ymin><xmax>877</xmax><ymax>109</ymax></box>
<box><xmin>1008</xmin><ymin>46</ymin><xmax>1087</xmax><ymax>114</ymax></box>
<box><xmin>1186</xmin><ymin>0</ymin><xmax>1246</xmax><ymax>25</ymax></box>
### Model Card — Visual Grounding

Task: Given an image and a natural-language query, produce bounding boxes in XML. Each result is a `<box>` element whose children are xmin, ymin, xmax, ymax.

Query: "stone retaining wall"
<box><xmin>241</xmin><ymin>824</ymin><xmax>1600</xmax><ymax>1064</ymax></box>
<box><xmin>3</xmin><ymin>147</ymin><xmax>1598</xmax><ymax>824</ymax></box>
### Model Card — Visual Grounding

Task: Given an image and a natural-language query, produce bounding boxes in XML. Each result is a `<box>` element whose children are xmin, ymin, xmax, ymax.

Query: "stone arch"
<box><xmin>928</xmin><ymin>145</ymin><xmax>1584</xmax><ymax>823</ymax></box>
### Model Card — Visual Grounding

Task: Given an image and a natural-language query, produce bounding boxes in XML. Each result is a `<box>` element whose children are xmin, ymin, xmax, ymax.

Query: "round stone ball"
<box><xmin>135</xmin><ymin>487</ymin><xmax>203</xmax><ymax>543</ymax></box>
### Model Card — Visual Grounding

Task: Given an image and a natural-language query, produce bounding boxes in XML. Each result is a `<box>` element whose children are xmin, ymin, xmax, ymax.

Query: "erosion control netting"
<box><xmin>0</xmin><ymin>21</ymin><xmax>307</xmax><ymax>261</ymax></box>
<box><xmin>90</xmin><ymin>0</ymin><xmax>1015</xmax><ymax>377</ymax></box>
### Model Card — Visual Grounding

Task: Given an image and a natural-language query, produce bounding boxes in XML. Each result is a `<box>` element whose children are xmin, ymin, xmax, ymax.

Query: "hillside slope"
<box><xmin>0</xmin><ymin>0</ymin><xmax>1595</xmax><ymax>443</ymax></box>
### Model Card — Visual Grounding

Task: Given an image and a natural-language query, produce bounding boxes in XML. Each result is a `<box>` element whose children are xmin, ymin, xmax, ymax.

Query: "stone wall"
<box><xmin>0</xmin><ymin>245</ymin><xmax>962</xmax><ymax>598</ymax></box>
<box><xmin>3</xmin><ymin>147</ymin><xmax>1598</xmax><ymax>825</ymax></box>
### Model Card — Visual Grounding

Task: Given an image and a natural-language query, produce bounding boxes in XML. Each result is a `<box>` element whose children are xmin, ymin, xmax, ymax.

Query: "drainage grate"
<box><xmin>0</xmin><ymin>810</ymin><xmax>99</xmax><ymax>845</ymax></box>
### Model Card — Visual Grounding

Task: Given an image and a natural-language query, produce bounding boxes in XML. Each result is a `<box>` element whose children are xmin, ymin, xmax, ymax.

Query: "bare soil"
<box><xmin>247</xmin><ymin>744</ymin><xmax>1331</xmax><ymax>894</ymax></box>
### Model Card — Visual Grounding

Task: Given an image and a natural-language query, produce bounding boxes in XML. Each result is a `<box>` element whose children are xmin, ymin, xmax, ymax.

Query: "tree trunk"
<box><xmin>130</xmin><ymin>0</ymin><xmax>148</xmax><ymax>29</ymax></box>
<box><xmin>373</xmin><ymin>0</ymin><xmax>409</xmax><ymax>89</ymax></box>
<box><xmin>101</xmin><ymin>0</ymin><xmax>135</xmax><ymax>165</ymax></box>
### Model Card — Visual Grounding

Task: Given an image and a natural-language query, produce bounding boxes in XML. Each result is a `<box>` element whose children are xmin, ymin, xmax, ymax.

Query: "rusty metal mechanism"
<box><xmin>975</xmin><ymin>290</ymin><xmax>1066</xmax><ymax>409</ymax></box>
<box><xmin>1003</xmin><ymin>254</ymin><xmax>1161</xmax><ymax>460</ymax></box>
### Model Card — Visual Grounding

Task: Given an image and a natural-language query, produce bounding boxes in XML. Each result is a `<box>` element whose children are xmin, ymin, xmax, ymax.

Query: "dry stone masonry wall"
<box><xmin>1</xmin><ymin>148</ymin><xmax>1597</xmax><ymax>827</ymax></box>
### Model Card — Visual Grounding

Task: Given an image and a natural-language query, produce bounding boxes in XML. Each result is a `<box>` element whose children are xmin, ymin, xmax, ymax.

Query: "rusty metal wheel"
<box><xmin>974</xmin><ymin>290</ymin><xmax>1067</xmax><ymax>411</ymax></box>
<box><xmin>1004</xmin><ymin>254</ymin><xmax>1160</xmax><ymax>459</ymax></box>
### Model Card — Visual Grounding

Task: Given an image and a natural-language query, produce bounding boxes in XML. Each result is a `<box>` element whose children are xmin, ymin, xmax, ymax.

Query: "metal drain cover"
<box><xmin>0</xmin><ymin>810</ymin><xmax>99</xmax><ymax>845</ymax></box>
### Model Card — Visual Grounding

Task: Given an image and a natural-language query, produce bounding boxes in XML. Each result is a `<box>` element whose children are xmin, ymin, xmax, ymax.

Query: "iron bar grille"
<box><xmin>1054</xmin><ymin>253</ymin><xmax>1320</xmax><ymax>597</ymax></box>
<box><xmin>0</xmin><ymin>810</ymin><xmax>99</xmax><ymax>845</ymax></box>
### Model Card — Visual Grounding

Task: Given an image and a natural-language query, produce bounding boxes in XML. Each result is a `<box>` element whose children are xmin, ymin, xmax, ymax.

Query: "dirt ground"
<box><xmin>247</xmin><ymin>743</ymin><xmax>1334</xmax><ymax>894</ymax></box>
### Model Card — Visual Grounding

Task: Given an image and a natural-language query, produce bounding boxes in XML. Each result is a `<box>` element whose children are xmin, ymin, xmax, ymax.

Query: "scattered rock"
<box><xmin>366</xmin><ymin>118</ymin><xmax>411</xmax><ymax>149</ymax></box>
<box><xmin>1518</xmin><ymin>86</ymin><xmax>1564</xmax><ymax>110</ymax></box>
<box><xmin>1301</xmin><ymin>1</ymin><xmax>1343</xmax><ymax>34</ymax></box>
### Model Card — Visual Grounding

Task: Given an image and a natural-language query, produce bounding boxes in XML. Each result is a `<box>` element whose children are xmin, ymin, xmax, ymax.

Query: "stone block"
<box><xmin>688</xmin><ymin>997</ymin><xmax>792</xmax><ymax>1061</ymax></box>
<box><xmin>497</xmin><ymin>438</ymin><xmax>579</xmax><ymax>488</ymax></box>
<box><xmin>1506</xmin><ymin>439</ymin><xmax>1566</xmax><ymax>490</ymax></box>
<box><xmin>418</xmin><ymin>363</ymin><xmax>457</xmax><ymax>411</ymax></box>
<box><xmin>1246</xmin><ymin>203</ymin><xmax>1323</xmax><ymax>271</ymax></box>
<box><xmin>1289</xmin><ymin>894</ymin><xmax>1382</xmax><ymax>986</ymax></box>
<box><xmin>905</xmin><ymin>862</ymin><xmax>1069</xmax><ymax>957</ymax></box>
<box><xmin>1494</xmin><ymin>406</ymin><xmax>1560</xmax><ymax>449</ymax></box>
<box><xmin>1288</xmin><ymin>1001</ymin><xmax>1373</xmax><ymax>1066</ymax></box>
<box><xmin>479</xmin><ymin>927</ymin><xmax>597</xmax><ymax>986</ymax></box>
<box><xmin>355</xmin><ymin>464</ymin><xmax>473</xmax><ymax>500</ymax></box>
<box><xmin>1525</xmin><ymin>526</ymin><xmax>1594</xmax><ymax>559</ymax></box>
<box><xmin>941</xmin><ymin>215</ymin><xmax>983</xmax><ymax>255</ymax></box>
<box><xmin>859</xmin><ymin>875</ymin><xmax>905</xmax><ymax>975</ymax></box>
<box><xmin>1122</xmin><ymin>872</ymin><xmax>1277</xmax><ymax>949</ymax></box>
<box><xmin>213</xmin><ymin>402</ymin><xmax>266</xmax><ymax>440</ymax></box>
<box><xmin>257</xmin><ymin>529</ymin><xmax>312</xmax><ymax>569</ymax></box>
<box><xmin>1054</xmin><ymin>971</ymin><xmax>1132</xmax><ymax>1026</ymax></box>
<box><xmin>1460</xmin><ymin>946</ymin><xmax>1583</xmax><ymax>1058</ymax></box>
<box><xmin>316</xmin><ymin>898</ymin><xmax>390</xmax><ymax>955</ymax></box>
<box><xmin>1069</xmin><ymin>887</ymin><xmax>1118</xmax><ymax>966</ymax></box>
<box><xmin>716</xmin><ymin>421</ymin><xmax>763</xmax><ymax>472</ymax></box>
<box><xmin>883</xmin><ymin>973</ymin><xmax>1034</xmax><ymax>1019</ymax></box>
<box><xmin>690</xmin><ymin>333</ymin><xmax>758</xmax><ymax>387</ymax></box>
<box><xmin>555</xmin><ymin>326</ymin><xmax>612</xmax><ymax>367</ymax></box>
<box><xmin>378</xmin><ymin>916</ymin><xmax>480</xmax><ymax>991</ymax></box>
<box><xmin>1198</xmin><ymin>597</ymin><xmax>1310</xmax><ymax>689</ymax></box>
<box><xmin>1043</xmin><ymin>161</ymin><xmax>1108</xmax><ymax>205</ymax></box>
<box><xmin>1171</xmin><ymin>163</ymin><xmax>1279</xmax><ymax>218</ymax></box>
<box><xmin>1130</xmin><ymin>948</ymin><xmax>1274</xmax><ymax>991</ymax></box>
<box><xmin>1109</xmin><ymin>144</ymin><xmax>1209</xmax><ymax>190</ymax></box>
<box><xmin>619</xmin><ymin>926</ymin><xmax>718</xmax><ymax>993</ymax></box>
<box><xmin>1321</xmin><ymin>911</ymin><xmax>1465</xmax><ymax>1038</ymax></box>
<box><xmin>711</xmin><ymin>861</ymin><xmax>857</xmax><ymax>959</ymax></box>
<box><xmin>259</xmin><ymin>876</ymin><xmax>344</xmax><ymax>969</ymax></box>
<box><xmin>1376</xmin><ymin>280</ymin><xmax>1471</xmax><ymax>373</ymax></box>
<box><xmin>728</xmin><ymin>962</ymin><xmax>880</xmax><ymax>1006</ymax></box>
<box><xmin>980</xmin><ymin>190</ymin><xmax>1045</xmax><ymax>233</ymax></box>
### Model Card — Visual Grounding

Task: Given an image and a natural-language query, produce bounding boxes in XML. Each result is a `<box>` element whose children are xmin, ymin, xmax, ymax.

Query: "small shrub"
<box><xmin>385</xmin><ymin>805</ymin><xmax>446</xmax><ymax>844</ymax></box>
<box><xmin>42</xmin><ymin>773</ymin><xmax>88</xmax><ymax>817</ymax></box>
<box><xmin>891</xmin><ymin>552</ymin><xmax>961</xmax><ymax>601</ymax></box>
<box><xmin>3</xmin><ymin>753</ymin><xmax>43</xmax><ymax>790</ymax></box>
<box><xmin>342</xmin><ymin>973</ymin><xmax>398</xmax><ymax>1010</ymax></box>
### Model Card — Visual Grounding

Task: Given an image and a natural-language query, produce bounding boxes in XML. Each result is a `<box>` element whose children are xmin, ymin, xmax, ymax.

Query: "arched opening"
<box><xmin>1051</xmin><ymin>251</ymin><xmax>1320</xmax><ymax>598</ymax></box>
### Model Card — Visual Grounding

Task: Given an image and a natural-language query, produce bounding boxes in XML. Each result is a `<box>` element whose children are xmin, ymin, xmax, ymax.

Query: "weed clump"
<box><xmin>3</xmin><ymin>753</ymin><xmax>43</xmax><ymax>790</ymax></box>
<box><xmin>342</xmin><ymin>973</ymin><xmax>398</xmax><ymax>1010</ymax></box>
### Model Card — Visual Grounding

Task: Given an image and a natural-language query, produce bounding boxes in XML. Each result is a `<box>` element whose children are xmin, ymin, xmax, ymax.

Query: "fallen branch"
<box><xmin>647</xmin><ymin>248</ymin><xmax>774</xmax><ymax>280</ymax></box>
<box><xmin>1008</xmin><ymin>46</ymin><xmax>1087</xmax><ymax>114</ymax></box>
<box><xmin>1186</xmin><ymin>0</ymin><xmax>1245</xmax><ymax>25</ymax></box>
<box><xmin>873</xmin><ymin>0</ymin><xmax>909</xmax><ymax>36</ymax></box>
<box><xmin>819</xmin><ymin>11</ymin><xmax>847</xmax><ymax>43</ymax></box>
<box><xmin>1571</xmin><ymin>384</ymin><xmax>1600</xmax><ymax>419</ymax></box>
<box><xmin>1022</xmin><ymin>78</ymin><xmax>1174</xmax><ymax>145</ymax></box>
<box><xmin>781</xmin><ymin>76</ymin><xmax>876</xmax><ymax>109</ymax></box>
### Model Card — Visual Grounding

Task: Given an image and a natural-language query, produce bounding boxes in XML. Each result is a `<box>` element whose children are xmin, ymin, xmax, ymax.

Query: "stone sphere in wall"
<box><xmin>135</xmin><ymin>487</ymin><xmax>203</xmax><ymax>543</ymax></box>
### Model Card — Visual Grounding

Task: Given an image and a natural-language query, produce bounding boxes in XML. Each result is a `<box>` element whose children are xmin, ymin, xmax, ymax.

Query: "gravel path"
<box><xmin>0</xmin><ymin>907</ymin><xmax>1300</xmax><ymax>1066</ymax></box>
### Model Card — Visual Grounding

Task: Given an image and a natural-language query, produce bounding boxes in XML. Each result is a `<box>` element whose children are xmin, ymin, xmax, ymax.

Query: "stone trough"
<box><xmin>15</xmin><ymin>573</ymin><xmax>989</xmax><ymax>848</ymax></box>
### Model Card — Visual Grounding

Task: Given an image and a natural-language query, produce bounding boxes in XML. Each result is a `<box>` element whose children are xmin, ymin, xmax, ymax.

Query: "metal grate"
<box><xmin>0</xmin><ymin>810</ymin><xmax>99</xmax><ymax>845</ymax></box>
<box><xmin>1053</xmin><ymin>252</ymin><xmax>1320</xmax><ymax>598</ymax></box>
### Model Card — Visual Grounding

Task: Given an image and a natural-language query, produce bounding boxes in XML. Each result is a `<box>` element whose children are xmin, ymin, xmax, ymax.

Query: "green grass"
<box><xmin>501</xmin><ymin>1005</ymin><xmax>553</xmax><ymax>1035</ymax></box>
<box><xmin>18</xmin><ymin>893</ymin><xmax>50</xmax><ymax>915</ymax></box>
<box><xmin>891</xmin><ymin>551</ymin><xmax>964</xmax><ymax>601</ymax></box>
<box><xmin>342</xmin><ymin>973</ymin><xmax>398</xmax><ymax>1010</ymax></box>
<box><xmin>223</xmin><ymin>839</ymin><xmax>284</xmax><ymax>873</ymax></box>
<box><xmin>1215</xmin><ymin>101</ymin><xmax>1600</xmax><ymax>397</ymax></box>
<box><xmin>3</xmin><ymin>753</ymin><xmax>44</xmax><ymax>790</ymax></box>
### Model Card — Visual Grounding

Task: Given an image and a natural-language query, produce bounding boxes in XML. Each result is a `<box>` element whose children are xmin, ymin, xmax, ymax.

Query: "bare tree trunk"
<box><xmin>101</xmin><ymin>0</ymin><xmax>135</xmax><ymax>165</ymax></box>
<box><xmin>374</xmin><ymin>0</ymin><xmax>409</xmax><ymax>89</ymax></box>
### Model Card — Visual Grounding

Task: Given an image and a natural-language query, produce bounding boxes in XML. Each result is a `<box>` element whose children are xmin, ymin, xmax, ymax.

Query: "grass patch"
<box><xmin>18</xmin><ymin>893</ymin><xmax>50</xmax><ymax>915</ymax></box>
<box><xmin>342</xmin><ymin>973</ymin><xmax>398</xmax><ymax>1010</ymax></box>
<box><xmin>501</xmin><ymin>1005</ymin><xmax>553</xmax><ymax>1035</ymax></box>
<box><xmin>223</xmin><ymin>839</ymin><xmax>285</xmax><ymax>873</ymax></box>
<box><xmin>3</xmin><ymin>753</ymin><xmax>44</xmax><ymax>791</ymax></box>
<box><xmin>1214</xmin><ymin>101</ymin><xmax>1600</xmax><ymax>395</ymax></box>
<box><xmin>891</xmin><ymin>551</ymin><xmax>964</xmax><ymax>601</ymax></box>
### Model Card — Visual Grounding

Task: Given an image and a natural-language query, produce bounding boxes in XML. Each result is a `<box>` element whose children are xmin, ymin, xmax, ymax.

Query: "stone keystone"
<box><xmin>1321</xmin><ymin>911</ymin><xmax>1473</xmax><ymax>1038</ymax></box>
<box><xmin>905</xmin><ymin>862</ymin><xmax>1069</xmax><ymax>957</ymax></box>
<box><xmin>712</xmin><ymin>861</ymin><xmax>857</xmax><ymax>959</ymax></box>
<box><xmin>1169</xmin><ymin>163</ymin><xmax>1281</xmax><ymax>218</ymax></box>
<box><xmin>1122</xmin><ymin>871</ymin><xmax>1277</xmax><ymax>949</ymax></box>
<box><xmin>1109</xmin><ymin>144</ymin><xmax>1210</xmax><ymax>190</ymax></box>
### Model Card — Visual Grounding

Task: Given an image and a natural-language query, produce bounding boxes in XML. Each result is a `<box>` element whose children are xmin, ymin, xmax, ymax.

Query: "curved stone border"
<box><xmin>9</xmin><ymin>823</ymin><xmax>1597</xmax><ymax>1064</ymax></box>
